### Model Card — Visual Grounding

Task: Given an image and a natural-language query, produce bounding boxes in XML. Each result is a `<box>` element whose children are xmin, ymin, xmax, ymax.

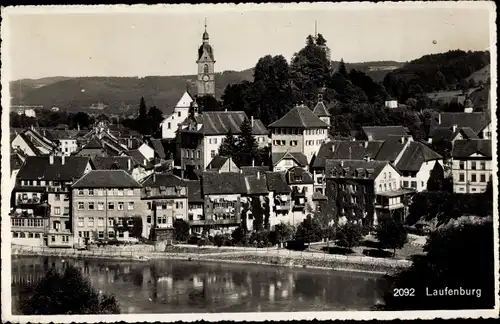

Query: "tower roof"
<box><xmin>175</xmin><ymin>91</ymin><xmax>194</xmax><ymax>108</ymax></box>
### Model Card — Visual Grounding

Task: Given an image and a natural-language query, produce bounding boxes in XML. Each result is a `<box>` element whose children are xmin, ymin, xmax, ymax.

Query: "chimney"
<box><xmin>225</xmin><ymin>108</ymin><xmax>228</xmax><ymax>112</ymax></box>
<box><xmin>331</xmin><ymin>144</ymin><xmax>335</xmax><ymax>152</ymax></box>
<box><xmin>452</xmin><ymin>124</ymin><xmax>457</xmax><ymax>133</ymax></box>
<box><xmin>251</xmin><ymin>116</ymin><xmax>254</xmax><ymax>127</ymax></box>
<box><xmin>128</xmin><ymin>158</ymin><xmax>131</xmax><ymax>171</ymax></box>
<box><xmin>257</xmin><ymin>171</ymin><xmax>260</xmax><ymax>179</ymax></box>
<box><xmin>49</xmin><ymin>155</ymin><xmax>54</xmax><ymax>165</ymax></box>
<box><xmin>77</xmin><ymin>123</ymin><xmax>81</xmax><ymax>131</ymax></box>
<box><xmin>153</xmin><ymin>173</ymin><xmax>156</xmax><ymax>183</ymax></box>
<box><xmin>239</xmin><ymin>169</ymin><xmax>243</xmax><ymax>174</ymax></box>
<box><xmin>364</xmin><ymin>141</ymin><xmax>368</xmax><ymax>148</ymax></box>
<box><xmin>438</xmin><ymin>113</ymin><xmax>441</xmax><ymax>125</ymax></box>
<box><xmin>340</xmin><ymin>160</ymin><xmax>344</xmax><ymax>167</ymax></box>
<box><xmin>143</xmin><ymin>158</ymin><xmax>147</xmax><ymax>166</ymax></box>
<box><xmin>252</xmin><ymin>159</ymin><xmax>255</xmax><ymax>167</ymax></box>
<box><xmin>61</xmin><ymin>155</ymin><xmax>65</xmax><ymax>165</ymax></box>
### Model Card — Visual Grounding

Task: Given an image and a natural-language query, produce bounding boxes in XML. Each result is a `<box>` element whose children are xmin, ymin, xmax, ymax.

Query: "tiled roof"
<box><xmin>244</xmin><ymin>174</ymin><xmax>269</xmax><ymax>195</ymax></box>
<box><xmin>201</xmin><ymin>171</ymin><xmax>247</xmax><ymax>195</ymax></box>
<box><xmin>18</xmin><ymin>133</ymin><xmax>42</xmax><ymax>155</ymax></box>
<box><xmin>198</xmin><ymin>43</ymin><xmax>215</xmax><ymax>61</ymax></box>
<box><xmin>140</xmin><ymin>172</ymin><xmax>186</xmax><ymax>187</ymax></box>
<box><xmin>17</xmin><ymin>156</ymin><xmax>90</xmax><ymax>181</ymax></box>
<box><xmin>452</xmin><ymin>139</ymin><xmax>492</xmax><ymax>159</ymax></box>
<box><xmin>272</xmin><ymin>151</ymin><xmax>308</xmax><ymax>167</ymax></box>
<box><xmin>325</xmin><ymin>159</ymin><xmax>390</xmax><ymax>180</ymax></box>
<box><xmin>268</xmin><ymin>105</ymin><xmax>330</xmax><ymax>129</ymax></box>
<box><xmin>312</xmin><ymin>101</ymin><xmax>330</xmax><ymax>117</ymax></box>
<box><xmin>91</xmin><ymin>156</ymin><xmax>133</xmax><ymax>172</ymax></box>
<box><xmin>312</xmin><ymin>140</ymin><xmax>385</xmax><ymax>169</ymax></box>
<box><xmin>286</xmin><ymin>167</ymin><xmax>314</xmax><ymax>185</ymax></box>
<box><xmin>430</xmin><ymin>126</ymin><xmax>479</xmax><ymax>142</ymax></box>
<box><xmin>312</xmin><ymin>191</ymin><xmax>327</xmax><ymax>200</ymax></box>
<box><xmin>175</xmin><ymin>91</ymin><xmax>194</xmax><ymax>108</ymax></box>
<box><xmin>10</xmin><ymin>153</ymin><xmax>24</xmax><ymax>171</ymax></box>
<box><xmin>83</xmin><ymin>136</ymin><xmax>103</xmax><ymax>149</ymax></box>
<box><xmin>239</xmin><ymin>166</ymin><xmax>271</xmax><ymax>176</ymax></box>
<box><xmin>374</xmin><ymin>140</ymin><xmax>406</xmax><ymax>162</ymax></box>
<box><xmin>362</xmin><ymin>126</ymin><xmax>411</xmax><ymax>141</ymax></box>
<box><xmin>72</xmin><ymin>170</ymin><xmax>142</xmax><ymax>188</ymax></box>
<box><xmin>126</xmin><ymin>150</ymin><xmax>154</xmax><ymax>169</ymax></box>
<box><xmin>396</xmin><ymin>142</ymin><xmax>442</xmax><ymax>172</ymax></box>
<box><xmin>196</xmin><ymin>111</ymin><xmax>268</xmax><ymax>136</ymax></box>
<box><xmin>265</xmin><ymin>171</ymin><xmax>291</xmax><ymax>194</ymax></box>
<box><xmin>149</xmin><ymin>138</ymin><xmax>168</xmax><ymax>159</ymax></box>
<box><xmin>430</xmin><ymin>112</ymin><xmax>490</xmax><ymax>135</ymax></box>
<box><xmin>460</xmin><ymin>127</ymin><xmax>480</xmax><ymax>139</ymax></box>
<box><xmin>185</xmin><ymin>180</ymin><xmax>203</xmax><ymax>203</ymax></box>
<box><xmin>207</xmin><ymin>155</ymin><xmax>230</xmax><ymax>170</ymax></box>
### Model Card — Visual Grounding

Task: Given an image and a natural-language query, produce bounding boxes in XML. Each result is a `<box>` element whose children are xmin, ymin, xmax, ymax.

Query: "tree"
<box><xmin>294</xmin><ymin>215</ymin><xmax>323</xmax><ymax>246</ymax></box>
<box><xmin>146</xmin><ymin>106</ymin><xmax>164</xmax><ymax>136</ymax></box>
<box><xmin>315</xmin><ymin>33</ymin><xmax>327</xmax><ymax>46</ymax></box>
<box><xmin>218</xmin><ymin>129</ymin><xmax>238</xmax><ymax>158</ymax></box>
<box><xmin>335</xmin><ymin>222</ymin><xmax>363</xmax><ymax>251</ymax></box>
<box><xmin>338</xmin><ymin>59</ymin><xmax>348</xmax><ymax>78</ymax></box>
<box><xmin>72</xmin><ymin>112</ymin><xmax>92</xmax><ymax>129</ymax></box>
<box><xmin>130</xmin><ymin>216</ymin><xmax>143</xmax><ymax>239</ymax></box>
<box><xmin>196</xmin><ymin>94</ymin><xmax>220</xmax><ymax>112</ymax></box>
<box><xmin>20</xmin><ymin>265</ymin><xmax>120</xmax><ymax>314</ymax></box>
<box><xmin>306</xmin><ymin>34</ymin><xmax>315</xmax><ymax>46</ymax></box>
<box><xmin>381</xmin><ymin>221</ymin><xmax>494</xmax><ymax>310</ymax></box>
<box><xmin>251</xmin><ymin>197</ymin><xmax>265</xmax><ymax>232</ymax></box>
<box><xmin>272</xmin><ymin>223</ymin><xmax>294</xmax><ymax>247</ymax></box>
<box><xmin>237</xmin><ymin>118</ymin><xmax>258</xmax><ymax>166</ymax></box>
<box><xmin>375</xmin><ymin>217</ymin><xmax>408</xmax><ymax>257</ymax></box>
<box><xmin>426</xmin><ymin>162</ymin><xmax>445</xmax><ymax>191</ymax></box>
<box><xmin>231</xmin><ymin>226</ymin><xmax>247</xmax><ymax>245</ymax></box>
<box><xmin>173</xmin><ymin>219</ymin><xmax>190</xmax><ymax>242</ymax></box>
<box><xmin>139</xmin><ymin>96</ymin><xmax>147</xmax><ymax>120</ymax></box>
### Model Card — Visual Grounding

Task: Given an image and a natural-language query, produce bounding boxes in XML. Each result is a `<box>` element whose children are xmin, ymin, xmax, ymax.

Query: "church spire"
<box><xmin>202</xmin><ymin>17</ymin><xmax>209</xmax><ymax>43</ymax></box>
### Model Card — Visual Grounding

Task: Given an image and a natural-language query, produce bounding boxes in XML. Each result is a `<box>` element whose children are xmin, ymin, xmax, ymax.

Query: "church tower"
<box><xmin>196</xmin><ymin>18</ymin><xmax>216</xmax><ymax>97</ymax></box>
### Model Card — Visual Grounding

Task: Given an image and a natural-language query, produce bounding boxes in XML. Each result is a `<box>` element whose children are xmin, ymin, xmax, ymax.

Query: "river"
<box><xmin>11</xmin><ymin>256</ymin><xmax>387</xmax><ymax>314</ymax></box>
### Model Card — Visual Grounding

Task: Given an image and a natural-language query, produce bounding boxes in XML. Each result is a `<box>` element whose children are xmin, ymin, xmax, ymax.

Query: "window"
<box><xmin>471</xmin><ymin>161</ymin><xmax>477</xmax><ymax>170</ymax></box>
<box><xmin>147</xmin><ymin>215</ymin><xmax>152</xmax><ymax>224</ymax></box>
<box><xmin>459</xmin><ymin>173</ymin><xmax>465</xmax><ymax>182</ymax></box>
<box><xmin>421</xmin><ymin>181</ymin><xmax>424</xmax><ymax>188</ymax></box>
<box><xmin>107</xmin><ymin>189</ymin><xmax>113</xmax><ymax>196</ymax></box>
<box><xmin>147</xmin><ymin>202</ymin><xmax>152</xmax><ymax>210</ymax></box>
<box><xmin>97</xmin><ymin>202</ymin><xmax>104</xmax><ymax>210</ymax></box>
<box><xmin>411</xmin><ymin>181</ymin><xmax>417</xmax><ymax>188</ymax></box>
<box><xmin>389</xmin><ymin>183</ymin><xmax>392</xmax><ymax>190</ymax></box>
<box><xmin>196</xmin><ymin>150</ymin><xmax>201</xmax><ymax>159</ymax></box>
<box><xmin>55</xmin><ymin>194</ymin><xmax>60</xmax><ymax>201</ymax></box>
<box><xmin>35</xmin><ymin>233</ymin><xmax>40</xmax><ymax>238</ymax></box>
<box><xmin>108</xmin><ymin>218</ymin><xmax>114</xmax><ymax>226</ymax></box>
<box><xmin>88</xmin><ymin>217</ymin><xmax>94</xmax><ymax>227</ymax></box>
<box><xmin>98</xmin><ymin>217</ymin><xmax>104</xmax><ymax>227</ymax></box>
<box><xmin>167</xmin><ymin>122</ymin><xmax>171</xmax><ymax>129</ymax></box>
<box><xmin>118</xmin><ymin>231</ymin><xmax>124</xmax><ymax>238</ymax></box>
<box><xmin>51</xmin><ymin>236</ymin><xmax>55</xmax><ymax>242</ymax></box>
<box><xmin>388</xmin><ymin>172</ymin><xmax>392</xmax><ymax>179</ymax></box>
<box><xmin>176</xmin><ymin>201</ymin><xmax>184</xmax><ymax>209</ymax></box>
<box><xmin>89</xmin><ymin>189</ymin><xmax>94</xmax><ymax>196</ymax></box>
<box><xmin>97</xmin><ymin>189</ymin><xmax>104</xmax><ymax>196</ymax></box>
<box><xmin>480</xmin><ymin>162</ymin><xmax>486</xmax><ymax>170</ymax></box>
<box><xmin>13</xmin><ymin>232</ymin><xmax>19</xmax><ymax>238</ymax></box>
<box><xmin>204</xmin><ymin>64</ymin><xmax>209</xmax><ymax>74</ymax></box>
<box><xmin>128</xmin><ymin>202</ymin><xmax>134</xmax><ymax>210</ymax></box>
<box><xmin>78</xmin><ymin>217</ymin><xmax>84</xmax><ymax>227</ymax></box>
<box><xmin>472</xmin><ymin>188</ymin><xmax>477</xmax><ymax>192</ymax></box>
<box><xmin>78</xmin><ymin>189</ymin><xmax>84</xmax><ymax>196</ymax></box>
<box><xmin>384</xmin><ymin>172</ymin><xmax>387</xmax><ymax>179</ymax></box>
<box><xmin>290</xmin><ymin>140</ymin><xmax>298</xmax><ymax>146</ymax></box>
<box><xmin>54</xmin><ymin>207</ymin><xmax>61</xmax><ymax>215</ymax></box>
<box><xmin>88</xmin><ymin>202</ymin><xmax>95</xmax><ymax>210</ymax></box>
<box><xmin>459</xmin><ymin>161</ymin><xmax>465</xmax><ymax>170</ymax></box>
<box><xmin>118</xmin><ymin>202</ymin><xmax>124</xmax><ymax>210</ymax></box>
<box><xmin>128</xmin><ymin>189</ymin><xmax>134</xmax><ymax>196</ymax></box>
<box><xmin>108</xmin><ymin>202</ymin><xmax>115</xmax><ymax>210</ymax></box>
<box><xmin>384</xmin><ymin>184</ymin><xmax>387</xmax><ymax>191</ymax></box>
<box><xmin>471</xmin><ymin>174</ymin><xmax>477</xmax><ymax>182</ymax></box>
<box><xmin>62</xmin><ymin>236</ymin><xmax>69</xmax><ymax>243</ymax></box>
<box><xmin>211</xmin><ymin>150</ymin><xmax>216</xmax><ymax>158</ymax></box>
<box><xmin>480</xmin><ymin>174</ymin><xmax>486</xmax><ymax>182</ymax></box>
<box><xmin>178</xmin><ymin>111</ymin><xmax>181</xmax><ymax>117</ymax></box>
<box><xmin>378</xmin><ymin>184</ymin><xmax>382</xmax><ymax>192</ymax></box>
<box><xmin>98</xmin><ymin>231</ymin><xmax>104</xmax><ymax>239</ymax></box>
<box><xmin>117</xmin><ymin>189</ymin><xmax>124</xmax><ymax>196</ymax></box>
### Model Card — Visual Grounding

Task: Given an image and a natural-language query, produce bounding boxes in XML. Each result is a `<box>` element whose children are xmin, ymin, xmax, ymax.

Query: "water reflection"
<box><xmin>12</xmin><ymin>256</ymin><xmax>386</xmax><ymax>314</ymax></box>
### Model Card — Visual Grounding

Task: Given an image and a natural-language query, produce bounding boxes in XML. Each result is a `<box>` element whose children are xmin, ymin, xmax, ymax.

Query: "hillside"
<box><xmin>331</xmin><ymin>60</ymin><xmax>405</xmax><ymax>82</ymax></box>
<box><xmin>10</xmin><ymin>69</ymin><xmax>254</xmax><ymax>115</ymax></box>
<box><xmin>466</xmin><ymin>64</ymin><xmax>490</xmax><ymax>84</ymax></box>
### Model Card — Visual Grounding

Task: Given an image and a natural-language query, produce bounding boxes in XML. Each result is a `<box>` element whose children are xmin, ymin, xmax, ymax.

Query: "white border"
<box><xmin>1</xmin><ymin>2</ymin><xmax>498</xmax><ymax>322</ymax></box>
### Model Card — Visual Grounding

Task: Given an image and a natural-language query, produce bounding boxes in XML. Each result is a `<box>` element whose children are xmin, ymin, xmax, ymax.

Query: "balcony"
<box><xmin>16</xmin><ymin>197</ymin><xmax>41</xmax><ymax>205</ymax></box>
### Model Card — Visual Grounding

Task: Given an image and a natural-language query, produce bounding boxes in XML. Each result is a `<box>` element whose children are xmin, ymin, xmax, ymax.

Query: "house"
<box><xmin>241</xmin><ymin>171</ymin><xmax>270</xmax><ymax>232</ymax></box>
<box><xmin>74</xmin><ymin>136</ymin><xmax>109</xmax><ymax>157</ymax></box>
<box><xmin>41</xmin><ymin>129</ymin><xmax>79</xmax><ymax>156</ymax></box>
<box><xmin>396</xmin><ymin>142</ymin><xmax>443</xmax><ymax>191</ymax></box>
<box><xmin>428</xmin><ymin>126</ymin><xmax>479</xmax><ymax>145</ymax></box>
<box><xmin>125</xmin><ymin>149</ymin><xmax>155</xmax><ymax>181</ymax></box>
<box><xmin>140</xmin><ymin>173</ymin><xmax>188</xmax><ymax>242</ymax></box>
<box><xmin>177</xmin><ymin>111</ymin><xmax>268</xmax><ymax>172</ymax></box>
<box><xmin>312</xmin><ymin>93</ymin><xmax>331</xmax><ymax>129</ymax></box>
<box><xmin>429</xmin><ymin>112</ymin><xmax>492</xmax><ymax>142</ymax></box>
<box><xmin>361</xmin><ymin>126</ymin><xmax>413</xmax><ymax>142</ymax></box>
<box><xmin>272</xmin><ymin>151</ymin><xmax>309</xmax><ymax>172</ymax></box>
<box><xmin>325</xmin><ymin>159</ymin><xmax>415</xmax><ymax>226</ymax></box>
<box><xmin>185</xmin><ymin>180</ymin><xmax>204</xmax><ymax>234</ymax></box>
<box><xmin>161</xmin><ymin>91</ymin><xmax>195</xmax><ymax>139</ymax></box>
<box><xmin>268</xmin><ymin>104</ymin><xmax>329</xmax><ymax>167</ymax></box>
<box><xmin>286</xmin><ymin>167</ymin><xmax>315</xmax><ymax>225</ymax></box>
<box><xmin>206</xmin><ymin>155</ymin><xmax>240</xmax><ymax>172</ymax></box>
<box><xmin>201</xmin><ymin>171</ymin><xmax>247</xmax><ymax>234</ymax></box>
<box><xmin>11</xmin><ymin>128</ymin><xmax>58</xmax><ymax>156</ymax></box>
<box><xmin>265</xmin><ymin>171</ymin><xmax>292</xmax><ymax>228</ymax></box>
<box><xmin>12</xmin><ymin>156</ymin><xmax>92</xmax><ymax>247</ymax></box>
<box><xmin>10</xmin><ymin>151</ymin><xmax>25</xmax><ymax>192</ymax></box>
<box><xmin>71</xmin><ymin>170</ymin><xmax>143</xmax><ymax>246</ymax></box>
<box><xmin>137</xmin><ymin>142</ymin><xmax>156</xmax><ymax>161</ymax></box>
<box><xmin>451</xmin><ymin>139</ymin><xmax>492</xmax><ymax>193</ymax></box>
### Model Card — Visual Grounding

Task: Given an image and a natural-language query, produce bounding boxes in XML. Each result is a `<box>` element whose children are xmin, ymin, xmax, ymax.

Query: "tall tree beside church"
<box><xmin>237</xmin><ymin>118</ymin><xmax>258</xmax><ymax>166</ymax></box>
<box><xmin>338</xmin><ymin>58</ymin><xmax>348</xmax><ymax>78</ymax></box>
<box><xmin>315</xmin><ymin>33</ymin><xmax>327</xmax><ymax>46</ymax></box>
<box><xmin>138</xmin><ymin>97</ymin><xmax>148</xmax><ymax>134</ymax></box>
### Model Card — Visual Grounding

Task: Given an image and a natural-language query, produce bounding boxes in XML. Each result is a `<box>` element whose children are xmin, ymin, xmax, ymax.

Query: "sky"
<box><xmin>4</xmin><ymin>3</ymin><xmax>494</xmax><ymax>80</ymax></box>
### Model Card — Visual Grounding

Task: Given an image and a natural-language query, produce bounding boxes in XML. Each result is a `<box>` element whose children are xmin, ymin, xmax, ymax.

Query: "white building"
<box><xmin>161</xmin><ymin>91</ymin><xmax>195</xmax><ymax>139</ymax></box>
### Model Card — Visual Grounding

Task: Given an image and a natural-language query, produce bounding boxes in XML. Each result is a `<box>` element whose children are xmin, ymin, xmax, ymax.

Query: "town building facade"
<box><xmin>451</xmin><ymin>139</ymin><xmax>492</xmax><ymax>193</ymax></box>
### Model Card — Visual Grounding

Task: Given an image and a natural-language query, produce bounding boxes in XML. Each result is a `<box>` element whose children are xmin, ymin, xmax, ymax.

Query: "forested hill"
<box><xmin>10</xmin><ymin>69</ymin><xmax>254</xmax><ymax>115</ymax></box>
<box><xmin>331</xmin><ymin>61</ymin><xmax>405</xmax><ymax>82</ymax></box>
<box><xmin>383</xmin><ymin>50</ymin><xmax>490</xmax><ymax>102</ymax></box>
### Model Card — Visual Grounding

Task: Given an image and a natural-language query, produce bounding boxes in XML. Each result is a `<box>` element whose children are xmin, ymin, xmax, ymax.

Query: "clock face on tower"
<box><xmin>202</xmin><ymin>74</ymin><xmax>209</xmax><ymax>82</ymax></box>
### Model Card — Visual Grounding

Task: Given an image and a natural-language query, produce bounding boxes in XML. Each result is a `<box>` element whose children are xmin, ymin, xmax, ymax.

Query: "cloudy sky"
<box><xmin>4</xmin><ymin>2</ymin><xmax>494</xmax><ymax>80</ymax></box>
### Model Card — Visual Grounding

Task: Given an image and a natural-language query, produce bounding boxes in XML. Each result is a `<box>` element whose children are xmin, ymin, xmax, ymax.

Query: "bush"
<box><xmin>231</xmin><ymin>226</ymin><xmax>247</xmax><ymax>244</ymax></box>
<box><xmin>335</xmin><ymin>222</ymin><xmax>363</xmax><ymax>251</ymax></box>
<box><xmin>187</xmin><ymin>235</ymin><xmax>201</xmax><ymax>245</ymax></box>
<box><xmin>375</xmin><ymin>218</ymin><xmax>408</xmax><ymax>256</ymax></box>
<box><xmin>285</xmin><ymin>240</ymin><xmax>306</xmax><ymax>251</ymax></box>
<box><xmin>173</xmin><ymin>219</ymin><xmax>190</xmax><ymax>242</ymax></box>
<box><xmin>214</xmin><ymin>234</ymin><xmax>224</xmax><ymax>247</ymax></box>
<box><xmin>249</xmin><ymin>230</ymin><xmax>270</xmax><ymax>248</ymax></box>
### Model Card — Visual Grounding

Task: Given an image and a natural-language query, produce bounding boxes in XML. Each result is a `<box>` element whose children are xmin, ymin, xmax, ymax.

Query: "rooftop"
<box><xmin>72</xmin><ymin>170</ymin><xmax>142</xmax><ymax>189</ymax></box>
<box><xmin>17</xmin><ymin>156</ymin><xmax>90</xmax><ymax>181</ymax></box>
<box><xmin>268</xmin><ymin>105</ymin><xmax>330</xmax><ymax>129</ymax></box>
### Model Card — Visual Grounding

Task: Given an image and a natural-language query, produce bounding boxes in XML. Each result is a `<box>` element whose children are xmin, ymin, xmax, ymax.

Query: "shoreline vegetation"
<box><xmin>11</xmin><ymin>244</ymin><xmax>410</xmax><ymax>275</ymax></box>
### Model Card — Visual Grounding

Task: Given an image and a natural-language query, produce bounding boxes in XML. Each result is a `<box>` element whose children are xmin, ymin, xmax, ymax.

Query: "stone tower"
<box><xmin>196</xmin><ymin>18</ymin><xmax>216</xmax><ymax>97</ymax></box>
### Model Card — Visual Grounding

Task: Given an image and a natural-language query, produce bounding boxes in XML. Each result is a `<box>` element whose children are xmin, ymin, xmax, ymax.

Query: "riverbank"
<box><xmin>11</xmin><ymin>244</ymin><xmax>410</xmax><ymax>275</ymax></box>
